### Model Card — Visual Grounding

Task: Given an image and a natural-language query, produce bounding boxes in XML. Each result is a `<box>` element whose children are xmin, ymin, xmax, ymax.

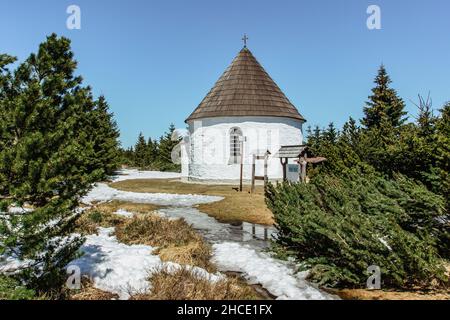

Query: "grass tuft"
<box><xmin>115</xmin><ymin>215</ymin><xmax>214</xmax><ymax>271</ymax></box>
<box><xmin>68</xmin><ymin>278</ymin><xmax>119</xmax><ymax>300</ymax></box>
<box><xmin>75</xmin><ymin>201</ymin><xmax>161</xmax><ymax>235</ymax></box>
<box><xmin>75</xmin><ymin>209</ymin><xmax>126</xmax><ymax>235</ymax></box>
<box><xmin>131</xmin><ymin>266</ymin><xmax>263</xmax><ymax>300</ymax></box>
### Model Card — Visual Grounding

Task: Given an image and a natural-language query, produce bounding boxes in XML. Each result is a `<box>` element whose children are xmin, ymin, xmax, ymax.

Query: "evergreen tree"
<box><xmin>0</xmin><ymin>34</ymin><xmax>118</xmax><ymax>294</ymax></box>
<box><xmin>146</xmin><ymin>137</ymin><xmax>158</xmax><ymax>168</ymax></box>
<box><xmin>87</xmin><ymin>96</ymin><xmax>121</xmax><ymax>177</ymax></box>
<box><xmin>362</xmin><ymin>65</ymin><xmax>407</xmax><ymax>129</ymax></box>
<box><xmin>266</xmin><ymin>173</ymin><xmax>447</xmax><ymax>288</ymax></box>
<box><xmin>157</xmin><ymin>123</ymin><xmax>181</xmax><ymax>172</ymax></box>
<box><xmin>341</xmin><ymin>117</ymin><xmax>360</xmax><ymax>147</ymax></box>
<box><xmin>303</xmin><ymin>96</ymin><xmax>450</xmax><ymax>261</ymax></box>
<box><xmin>120</xmin><ymin>146</ymin><xmax>134</xmax><ymax>166</ymax></box>
<box><xmin>416</xmin><ymin>94</ymin><xmax>435</xmax><ymax>137</ymax></box>
<box><xmin>324</xmin><ymin>123</ymin><xmax>338</xmax><ymax>143</ymax></box>
<box><xmin>134</xmin><ymin>132</ymin><xmax>147</xmax><ymax>168</ymax></box>
<box><xmin>434</xmin><ymin>102</ymin><xmax>450</xmax><ymax>257</ymax></box>
<box><xmin>305</xmin><ymin>125</ymin><xmax>322</xmax><ymax>151</ymax></box>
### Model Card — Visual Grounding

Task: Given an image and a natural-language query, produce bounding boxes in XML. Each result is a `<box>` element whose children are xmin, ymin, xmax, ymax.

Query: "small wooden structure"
<box><xmin>274</xmin><ymin>145</ymin><xmax>326</xmax><ymax>183</ymax></box>
<box><xmin>251</xmin><ymin>150</ymin><xmax>271</xmax><ymax>193</ymax></box>
<box><xmin>274</xmin><ymin>145</ymin><xmax>307</xmax><ymax>182</ymax></box>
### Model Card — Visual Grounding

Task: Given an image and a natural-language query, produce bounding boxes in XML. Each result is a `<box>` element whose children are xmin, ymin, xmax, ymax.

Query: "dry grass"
<box><xmin>110</xmin><ymin>179</ymin><xmax>274</xmax><ymax>225</ymax></box>
<box><xmin>331</xmin><ymin>288</ymin><xmax>450</xmax><ymax>300</ymax></box>
<box><xmin>68</xmin><ymin>278</ymin><xmax>119</xmax><ymax>300</ymax></box>
<box><xmin>158</xmin><ymin>242</ymin><xmax>212</xmax><ymax>272</ymax></box>
<box><xmin>131</xmin><ymin>267</ymin><xmax>263</xmax><ymax>300</ymax></box>
<box><xmin>96</xmin><ymin>201</ymin><xmax>161</xmax><ymax>214</ymax></box>
<box><xmin>115</xmin><ymin>214</ymin><xmax>215</xmax><ymax>272</ymax></box>
<box><xmin>76</xmin><ymin>201</ymin><xmax>214</xmax><ymax>271</ymax></box>
<box><xmin>75</xmin><ymin>209</ymin><xmax>126</xmax><ymax>235</ymax></box>
<box><xmin>75</xmin><ymin>201</ymin><xmax>160</xmax><ymax>235</ymax></box>
<box><xmin>329</xmin><ymin>263</ymin><xmax>450</xmax><ymax>300</ymax></box>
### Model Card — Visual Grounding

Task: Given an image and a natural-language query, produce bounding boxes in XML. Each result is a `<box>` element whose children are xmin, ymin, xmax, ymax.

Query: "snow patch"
<box><xmin>212</xmin><ymin>242</ymin><xmax>335</xmax><ymax>300</ymax></box>
<box><xmin>68</xmin><ymin>227</ymin><xmax>158</xmax><ymax>299</ymax></box>
<box><xmin>82</xmin><ymin>183</ymin><xmax>223</xmax><ymax>207</ymax></box>
<box><xmin>114</xmin><ymin>209</ymin><xmax>134</xmax><ymax>218</ymax></box>
<box><xmin>0</xmin><ymin>253</ymin><xmax>33</xmax><ymax>274</ymax></box>
<box><xmin>68</xmin><ymin>227</ymin><xmax>222</xmax><ymax>300</ymax></box>
<box><xmin>112</xmin><ymin>169</ymin><xmax>180</xmax><ymax>182</ymax></box>
<box><xmin>7</xmin><ymin>206</ymin><xmax>32</xmax><ymax>214</ymax></box>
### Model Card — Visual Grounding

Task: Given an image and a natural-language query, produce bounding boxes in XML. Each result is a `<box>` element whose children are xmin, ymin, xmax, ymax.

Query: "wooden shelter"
<box><xmin>274</xmin><ymin>145</ymin><xmax>326</xmax><ymax>182</ymax></box>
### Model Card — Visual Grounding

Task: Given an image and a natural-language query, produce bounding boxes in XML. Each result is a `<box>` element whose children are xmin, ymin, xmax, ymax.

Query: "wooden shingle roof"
<box><xmin>274</xmin><ymin>145</ymin><xmax>307</xmax><ymax>158</ymax></box>
<box><xmin>186</xmin><ymin>48</ymin><xmax>305</xmax><ymax>122</ymax></box>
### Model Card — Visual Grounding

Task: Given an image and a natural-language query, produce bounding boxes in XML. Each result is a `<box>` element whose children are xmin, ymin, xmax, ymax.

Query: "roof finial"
<box><xmin>242</xmin><ymin>34</ymin><xmax>249</xmax><ymax>48</ymax></box>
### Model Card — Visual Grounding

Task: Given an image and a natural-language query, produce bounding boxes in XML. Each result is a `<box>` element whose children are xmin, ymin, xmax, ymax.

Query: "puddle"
<box><xmin>157</xmin><ymin>207</ymin><xmax>276</xmax><ymax>249</ymax></box>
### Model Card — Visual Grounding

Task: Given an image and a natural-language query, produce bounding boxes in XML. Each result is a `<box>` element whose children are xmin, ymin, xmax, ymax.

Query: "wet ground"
<box><xmin>157</xmin><ymin>207</ymin><xmax>276</xmax><ymax>249</ymax></box>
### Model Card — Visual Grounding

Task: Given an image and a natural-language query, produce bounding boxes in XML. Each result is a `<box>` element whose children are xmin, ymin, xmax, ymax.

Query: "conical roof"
<box><xmin>186</xmin><ymin>47</ymin><xmax>305</xmax><ymax>122</ymax></box>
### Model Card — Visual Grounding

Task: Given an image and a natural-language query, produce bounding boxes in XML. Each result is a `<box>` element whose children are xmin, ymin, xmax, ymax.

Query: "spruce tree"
<box><xmin>416</xmin><ymin>94</ymin><xmax>435</xmax><ymax>137</ymax></box>
<box><xmin>134</xmin><ymin>132</ymin><xmax>147</xmax><ymax>168</ymax></box>
<box><xmin>324</xmin><ymin>123</ymin><xmax>338</xmax><ymax>143</ymax></box>
<box><xmin>341</xmin><ymin>117</ymin><xmax>360</xmax><ymax>147</ymax></box>
<box><xmin>120</xmin><ymin>146</ymin><xmax>134</xmax><ymax>166</ymax></box>
<box><xmin>87</xmin><ymin>96</ymin><xmax>121</xmax><ymax>177</ymax></box>
<box><xmin>157</xmin><ymin>123</ymin><xmax>181</xmax><ymax>172</ymax></box>
<box><xmin>434</xmin><ymin>103</ymin><xmax>450</xmax><ymax>258</ymax></box>
<box><xmin>362</xmin><ymin>65</ymin><xmax>407</xmax><ymax>129</ymax></box>
<box><xmin>0</xmin><ymin>34</ymin><xmax>118</xmax><ymax>294</ymax></box>
<box><xmin>146</xmin><ymin>137</ymin><xmax>158</xmax><ymax>168</ymax></box>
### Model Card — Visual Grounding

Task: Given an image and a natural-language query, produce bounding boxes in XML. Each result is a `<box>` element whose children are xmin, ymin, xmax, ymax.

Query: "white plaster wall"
<box><xmin>185</xmin><ymin>116</ymin><xmax>304</xmax><ymax>182</ymax></box>
<box><xmin>180</xmin><ymin>135</ymin><xmax>189</xmax><ymax>179</ymax></box>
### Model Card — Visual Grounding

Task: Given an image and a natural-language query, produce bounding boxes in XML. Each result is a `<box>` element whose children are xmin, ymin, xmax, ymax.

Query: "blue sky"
<box><xmin>1</xmin><ymin>0</ymin><xmax>449</xmax><ymax>147</ymax></box>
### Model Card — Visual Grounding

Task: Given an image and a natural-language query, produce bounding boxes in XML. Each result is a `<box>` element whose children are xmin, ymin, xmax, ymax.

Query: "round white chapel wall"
<box><xmin>186</xmin><ymin>116</ymin><xmax>304</xmax><ymax>182</ymax></box>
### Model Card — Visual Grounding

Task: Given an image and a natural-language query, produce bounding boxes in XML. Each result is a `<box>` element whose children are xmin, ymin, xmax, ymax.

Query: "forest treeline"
<box><xmin>120</xmin><ymin>123</ymin><xmax>181</xmax><ymax>173</ymax></box>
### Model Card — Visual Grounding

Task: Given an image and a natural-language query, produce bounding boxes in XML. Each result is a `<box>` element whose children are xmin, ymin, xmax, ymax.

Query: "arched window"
<box><xmin>229</xmin><ymin>127</ymin><xmax>243</xmax><ymax>164</ymax></box>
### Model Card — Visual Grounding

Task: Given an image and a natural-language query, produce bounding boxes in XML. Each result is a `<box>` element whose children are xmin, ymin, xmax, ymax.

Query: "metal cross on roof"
<box><xmin>242</xmin><ymin>34</ymin><xmax>249</xmax><ymax>47</ymax></box>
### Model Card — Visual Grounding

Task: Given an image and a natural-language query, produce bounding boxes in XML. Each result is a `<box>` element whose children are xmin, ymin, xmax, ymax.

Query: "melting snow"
<box><xmin>113</xmin><ymin>209</ymin><xmax>134</xmax><ymax>218</ymax></box>
<box><xmin>212</xmin><ymin>242</ymin><xmax>334</xmax><ymax>300</ymax></box>
<box><xmin>69</xmin><ymin>227</ymin><xmax>223</xmax><ymax>300</ymax></box>
<box><xmin>0</xmin><ymin>253</ymin><xmax>33</xmax><ymax>274</ymax></box>
<box><xmin>111</xmin><ymin>169</ymin><xmax>180</xmax><ymax>182</ymax></box>
<box><xmin>82</xmin><ymin>183</ymin><xmax>223</xmax><ymax>207</ymax></box>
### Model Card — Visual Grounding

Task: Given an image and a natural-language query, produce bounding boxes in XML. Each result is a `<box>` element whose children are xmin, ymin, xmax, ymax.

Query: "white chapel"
<box><xmin>181</xmin><ymin>43</ymin><xmax>306</xmax><ymax>183</ymax></box>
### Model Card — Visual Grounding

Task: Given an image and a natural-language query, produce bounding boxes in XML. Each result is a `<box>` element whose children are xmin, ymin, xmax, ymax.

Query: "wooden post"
<box><xmin>263</xmin><ymin>152</ymin><xmax>268</xmax><ymax>188</ymax></box>
<box><xmin>300</xmin><ymin>153</ymin><xmax>308</xmax><ymax>183</ymax></box>
<box><xmin>251</xmin><ymin>154</ymin><xmax>256</xmax><ymax>193</ymax></box>
<box><xmin>280</xmin><ymin>158</ymin><xmax>287</xmax><ymax>181</ymax></box>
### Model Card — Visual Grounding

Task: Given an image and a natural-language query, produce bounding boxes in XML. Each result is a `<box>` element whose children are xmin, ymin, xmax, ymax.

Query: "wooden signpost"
<box><xmin>251</xmin><ymin>151</ymin><xmax>271</xmax><ymax>193</ymax></box>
